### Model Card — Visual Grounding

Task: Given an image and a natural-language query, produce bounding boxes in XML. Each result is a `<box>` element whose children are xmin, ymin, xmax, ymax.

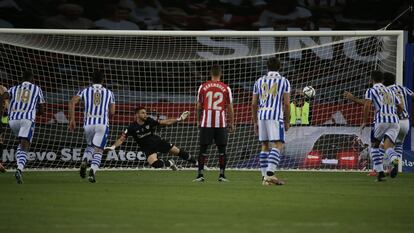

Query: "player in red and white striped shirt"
<box><xmin>194</xmin><ymin>64</ymin><xmax>235</xmax><ymax>182</ymax></box>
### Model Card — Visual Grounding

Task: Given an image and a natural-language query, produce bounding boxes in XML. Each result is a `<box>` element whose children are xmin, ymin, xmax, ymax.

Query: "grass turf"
<box><xmin>0</xmin><ymin>170</ymin><xmax>413</xmax><ymax>233</ymax></box>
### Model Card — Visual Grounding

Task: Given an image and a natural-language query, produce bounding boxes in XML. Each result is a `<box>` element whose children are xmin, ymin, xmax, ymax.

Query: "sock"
<box><xmin>82</xmin><ymin>145</ymin><xmax>94</xmax><ymax>161</ymax></box>
<box><xmin>151</xmin><ymin>159</ymin><xmax>165</xmax><ymax>168</ymax></box>
<box><xmin>266</xmin><ymin>148</ymin><xmax>281</xmax><ymax>174</ymax></box>
<box><xmin>370</xmin><ymin>148</ymin><xmax>383</xmax><ymax>172</ymax></box>
<box><xmin>379</xmin><ymin>148</ymin><xmax>386</xmax><ymax>168</ymax></box>
<box><xmin>394</xmin><ymin>144</ymin><xmax>403</xmax><ymax>160</ymax></box>
<box><xmin>197</xmin><ymin>154</ymin><xmax>207</xmax><ymax>177</ymax></box>
<box><xmin>259</xmin><ymin>151</ymin><xmax>269</xmax><ymax>177</ymax></box>
<box><xmin>219</xmin><ymin>154</ymin><xmax>226</xmax><ymax>177</ymax></box>
<box><xmin>164</xmin><ymin>159</ymin><xmax>171</xmax><ymax>167</ymax></box>
<box><xmin>177</xmin><ymin>150</ymin><xmax>190</xmax><ymax>160</ymax></box>
<box><xmin>386</xmin><ymin>148</ymin><xmax>400</xmax><ymax>164</ymax></box>
<box><xmin>90</xmin><ymin>152</ymin><xmax>102</xmax><ymax>172</ymax></box>
<box><xmin>16</xmin><ymin>145</ymin><xmax>27</xmax><ymax>171</ymax></box>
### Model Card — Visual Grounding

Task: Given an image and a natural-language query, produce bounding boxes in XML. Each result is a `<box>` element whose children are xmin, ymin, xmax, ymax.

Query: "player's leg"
<box><xmin>169</xmin><ymin>146</ymin><xmax>196</xmax><ymax>164</ymax></box>
<box><xmin>259</xmin><ymin>143</ymin><xmax>269</xmax><ymax>180</ymax></box>
<box><xmin>81</xmin><ymin>125</ymin><xmax>95</xmax><ymax>179</ymax></box>
<box><xmin>11</xmin><ymin>120</ymin><xmax>33</xmax><ymax>184</ymax></box>
<box><xmin>194</xmin><ymin>144</ymin><xmax>208</xmax><ymax>182</ymax></box>
<box><xmin>146</xmin><ymin>153</ymin><xmax>176</xmax><ymax>170</ymax></box>
<box><xmin>394</xmin><ymin>119</ymin><xmax>409</xmax><ymax>167</ymax></box>
<box><xmin>194</xmin><ymin>128</ymin><xmax>213</xmax><ymax>182</ymax></box>
<box><xmin>88</xmin><ymin>125</ymin><xmax>108</xmax><ymax>183</ymax></box>
<box><xmin>370</xmin><ymin>139</ymin><xmax>385</xmax><ymax>181</ymax></box>
<box><xmin>215</xmin><ymin>128</ymin><xmax>229</xmax><ymax>181</ymax></box>
<box><xmin>263</xmin><ymin>120</ymin><xmax>285</xmax><ymax>185</ymax></box>
<box><xmin>382</xmin><ymin>123</ymin><xmax>400</xmax><ymax>178</ymax></box>
<box><xmin>257</xmin><ymin>120</ymin><xmax>270</xmax><ymax>180</ymax></box>
<box><xmin>372</xmin><ymin>123</ymin><xmax>391</xmax><ymax>181</ymax></box>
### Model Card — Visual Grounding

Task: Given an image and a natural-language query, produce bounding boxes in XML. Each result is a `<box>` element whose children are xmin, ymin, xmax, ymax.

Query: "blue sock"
<box><xmin>90</xmin><ymin>152</ymin><xmax>103</xmax><ymax>172</ymax></box>
<box><xmin>370</xmin><ymin>148</ymin><xmax>383</xmax><ymax>172</ymax></box>
<box><xmin>16</xmin><ymin>145</ymin><xmax>27</xmax><ymax>171</ymax></box>
<box><xmin>266</xmin><ymin>148</ymin><xmax>281</xmax><ymax>174</ymax></box>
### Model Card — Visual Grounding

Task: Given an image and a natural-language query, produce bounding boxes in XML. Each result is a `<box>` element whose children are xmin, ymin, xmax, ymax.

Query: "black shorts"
<box><xmin>199</xmin><ymin>127</ymin><xmax>228</xmax><ymax>146</ymax></box>
<box><xmin>141</xmin><ymin>139</ymin><xmax>174</xmax><ymax>156</ymax></box>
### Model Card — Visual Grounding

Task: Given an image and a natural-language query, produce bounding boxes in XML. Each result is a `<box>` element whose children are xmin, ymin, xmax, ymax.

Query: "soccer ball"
<box><xmin>303</xmin><ymin>86</ymin><xmax>315</xmax><ymax>98</ymax></box>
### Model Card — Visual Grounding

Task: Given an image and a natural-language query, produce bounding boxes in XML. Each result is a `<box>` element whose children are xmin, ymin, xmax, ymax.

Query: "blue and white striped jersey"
<box><xmin>365</xmin><ymin>83</ymin><xmax>400</xmax><ymax>123</ymax></box>
<box><xmin>253</xmin><ymin>71</ymin><xmax>291</xmax><ymax>121</ymax></box>
<box><xmin>7</xmin><ymin>81</ymin><xmax>45</xmax><ymax>122</ymax></box>
<box><xmin>388</xmin><ymin>84</ymin><xmax>413</xmax><ymax>119</ymax></box>
<box><xmin>77</xmin><ymin>84</ymin><xmax>115</xmax><ymax>126</ymax></box>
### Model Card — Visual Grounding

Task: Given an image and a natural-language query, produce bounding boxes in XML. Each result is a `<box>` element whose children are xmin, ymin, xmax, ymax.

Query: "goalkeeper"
<box><xmin>106</xmin><ymin>107</ymin><xmax>196</xmax><ymax>169</ymax></box>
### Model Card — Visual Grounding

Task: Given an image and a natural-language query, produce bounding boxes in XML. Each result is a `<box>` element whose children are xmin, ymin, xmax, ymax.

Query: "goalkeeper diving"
<box><xmin>105</xmin><ymin>107</ymin><xmax>196</xmax><ymax>169</ymax></box>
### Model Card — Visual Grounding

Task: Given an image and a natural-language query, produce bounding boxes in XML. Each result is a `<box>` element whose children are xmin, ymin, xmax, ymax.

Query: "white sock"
<box><xmin>90</xmin><ymin>152</ymin><xmax>102</xmax><ymax>172</ymax></box>
<box><xmin>386</xmin><ymin>148</ymin><xmax>399</xmax><ymax>164</ymax></box>
<box><xmin>82</xmin><ymin>146</ymin><xmax>94</xmax><ymax>161</ymax></box>
<box><xmin>370</xmin><ymin>148</ymin><xmax>383</xmax><ymax>172</ymax></box>
<box><xmin>259</xmin><ymin>151</ymin><xmax>268</xmax><ymax>177</ymax></box>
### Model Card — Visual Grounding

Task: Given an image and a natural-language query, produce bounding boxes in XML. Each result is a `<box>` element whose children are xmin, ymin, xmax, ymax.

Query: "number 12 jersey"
<box><xmin>197</xmin><ymin>80</ymin><xmax>232</xmax><ymax>128</ymax></box>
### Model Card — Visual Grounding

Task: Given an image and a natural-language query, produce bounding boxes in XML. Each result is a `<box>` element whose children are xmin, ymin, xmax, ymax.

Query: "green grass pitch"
<box><xmin>1</xmin><ymin>170</ymin><xmax>413</xmax><ymax>233</ymax></box>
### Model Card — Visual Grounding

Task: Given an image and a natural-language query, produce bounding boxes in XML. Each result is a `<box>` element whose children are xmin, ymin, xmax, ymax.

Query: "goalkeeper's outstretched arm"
<box><xmin>105</xmin><ymin>133</ymin><xmax>127</xmax><ymax>151</ymax></box>
<box><xmin>159</xmin><ymin>111</ymin><xmax>190</xmax><ymax>126</ymax></box>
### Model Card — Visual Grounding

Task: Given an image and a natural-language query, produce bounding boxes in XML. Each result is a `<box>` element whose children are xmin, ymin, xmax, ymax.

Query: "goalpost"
<box><xmin>0</xmin><ymin>29</ymin><xmax>404</xmax><ymax>171</ymax></box>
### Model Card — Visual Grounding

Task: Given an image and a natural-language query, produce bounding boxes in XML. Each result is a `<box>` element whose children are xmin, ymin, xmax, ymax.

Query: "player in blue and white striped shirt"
<box><xmin>383</xmin><ymin>72</ymin><xmax>414</xmax><ymax>176</ymax></box>
<box><xmin>252</xmin><ymin>57</ymin><xmax>290</xmax><ymax>186</ymax></box>
<box><xmin>0</xmin><ymin>71</ymin><xmax>45</xmax><ymax>184</ymax></box>
<box><xmin>69</xmin><ymin>71</ymin><xmax>115</xmax><ymax>183</ymax></box>
<box><xmin>363</xmin><ymin>71</ymin><xmax>403</xmax><ymax>181</ymax></box>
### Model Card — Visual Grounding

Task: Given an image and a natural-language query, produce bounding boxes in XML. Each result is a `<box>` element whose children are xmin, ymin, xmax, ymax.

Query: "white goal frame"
<box><xmin>0</xmin><ymin>29</ymin><xmax>405</xmax><ymax>172</ymax></box>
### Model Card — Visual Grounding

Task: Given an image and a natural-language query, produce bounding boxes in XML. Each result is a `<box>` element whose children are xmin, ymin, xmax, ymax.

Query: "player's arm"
<box><xmin>159</xmin><ymin>111</ymin><xmax>190</xmax><ymax>126</ymax></box>
<box><xmin>362</xmin><ymin>99</ymin><xmax>372</xmax><ymax>128</ymax></box>
<box><xmin>395</xmin><ymin>93</ymin><xmax>404</xmax><ymax>115</ymax></box>
<box><xmin>227</xmin><ymin>103</ymin><xmax>235</xmax><ymax>132</ymax></box>
<box><xmin>109</xmin><ymin>92</ymin><xmax>116</xmax><ymax>117</ymax></box>
<box><xmin>0</xmin><ymin>92</ymin><xmax>9</xmax><ymax>115</ymax></box>
<box><xmin>36</xmin><ymin>88</ymin><xmax>46</xmax><ymax>116</ymax></box>
<box><xmin>396</xmin><ymin>102</ymin><xmax>404</xmax><ymax>115</ymax></box>
<box><xmin>109</xmin><ymin>103</ymin><xmax>115</xmax><ymax>117</ymax></box>
<box><xmin>196</xmin><ymin>102</ymin><xmax>203</xmax><ymax>127</ymax></box>
<box><xmin>283</xmin><ymin>92</ymin><xmax>291</xmax><ymax>131</ymax></box>
<box><xmin>344</xmin><ymin>91</ymin><xmax>366</xmax><ymax>105</ymax></box>
<box><xmin>251</xmin><ymin>93</ymin><xmax>258</xmax><ymax>135</ymax></box>
<box><xmin>227</xmin><ymin>86</ymin><xmax>235</xmax><ymax>132</ymax></box>
<box><xmin>68</xmin><ymin>95</ymin><xmax>81</xmax><ymax>131</ymax></box>
<box><xmin>196</xmin><ymin>85</ymin><xmax>203</xmax><ymax>127</ymax></box>
<box><xmin>37</xmin><ymin>103</ymin><xmax>45</xmax><ymax>116</ymax></box>
<box><xmin>105</xmin><ymin>130</ymin><xmax>127</xmax><ymax>150</ymax></box>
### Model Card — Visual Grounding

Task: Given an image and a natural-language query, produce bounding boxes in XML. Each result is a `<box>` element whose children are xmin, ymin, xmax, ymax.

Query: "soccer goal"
<box><xmin>0</xmin><ymin>29</ymin><xmax>404</xmax><ymax>171</ymax></box>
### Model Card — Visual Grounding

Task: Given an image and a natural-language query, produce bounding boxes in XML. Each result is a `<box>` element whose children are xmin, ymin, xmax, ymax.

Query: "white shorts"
<box><xmin>9</xmin><ymin>119</ymin><xmax>35</xmax><ymax>142</ymax></box>
<box><xmin>396</xmin><ymin>119</ymin><xmax>410</xmax><ymax>144</ymax></box>
<box><xmin>258</xmin><ymin>119</ymin><xmax>285</xmax><ymax>142</ymax></box>
<box><xmin>373</xmin><ymin>123</ymin><xmax>400</xmax><ymax>144</ymax></box>
<box><xmin>84</xmin><ymin>124</ymin><xmax>109</xmax><ymax>149</ymax></box>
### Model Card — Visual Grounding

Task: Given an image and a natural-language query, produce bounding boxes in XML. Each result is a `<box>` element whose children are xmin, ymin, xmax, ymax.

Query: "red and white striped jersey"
<box><xmin>197</xmin><ymin>80</ymin><xmax>233</xmax><ymax>128</ymax></box>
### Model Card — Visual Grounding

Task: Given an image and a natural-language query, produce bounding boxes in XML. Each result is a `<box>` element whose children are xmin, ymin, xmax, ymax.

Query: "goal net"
<box><xmin>0</xmin><ymin>29</ymin><xmax>403</xmax><ymax>171</ymax></box>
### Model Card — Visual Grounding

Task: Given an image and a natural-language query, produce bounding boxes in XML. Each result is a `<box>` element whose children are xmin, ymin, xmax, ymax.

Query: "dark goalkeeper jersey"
<box><xmin>123</xmin><ymin>117</ymin><xmax>162</xmax><ymax>149</ymax></box>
